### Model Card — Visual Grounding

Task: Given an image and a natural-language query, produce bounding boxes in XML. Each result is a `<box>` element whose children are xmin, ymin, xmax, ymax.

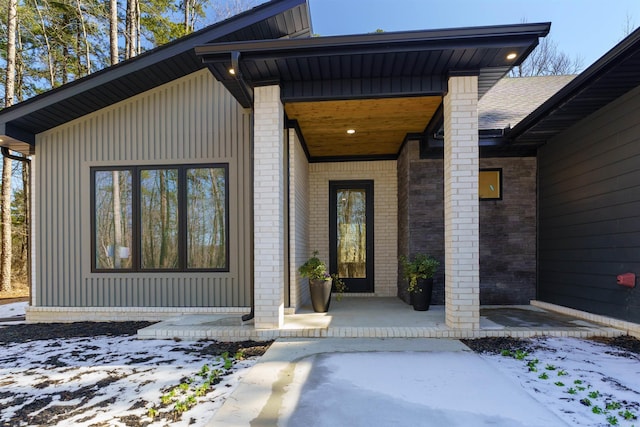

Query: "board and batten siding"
<box><xmin>33</xmin><ymin>69</ymin><xmax>252</xmax><ymax>311</ymax></box>
<box><xmin>538</xmin><ymin>83</ymin><xmax>640</xmax><ymax>323</ymax></box>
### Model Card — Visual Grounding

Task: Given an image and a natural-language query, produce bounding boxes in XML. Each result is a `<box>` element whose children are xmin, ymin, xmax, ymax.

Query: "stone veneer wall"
<box><xmin>398</xmin><ymin>141</ymin><xmax>537</xmax><ymax>305</ymax></box>
<box><xmin>309</xmin><ymin>161</ymin><xmax>398</xmax><ymax>297</ymax></box>
<box><xmin>397</xmin><ymin>141</ymin><xmax>446</xmax><ymax>304</ymax></box>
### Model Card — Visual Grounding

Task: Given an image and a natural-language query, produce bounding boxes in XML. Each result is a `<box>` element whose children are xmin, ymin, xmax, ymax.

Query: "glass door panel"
<box><xmin>330</xmin><ymin>181</ymin><xmax>374</xmax><ymax>292</ymax></box>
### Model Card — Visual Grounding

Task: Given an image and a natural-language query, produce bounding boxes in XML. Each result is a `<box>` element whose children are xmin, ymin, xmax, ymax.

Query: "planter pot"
<box><xmin>410</xmin><ymin>278</ymin><xmax>433</xmax><ymax>311</ymax></box>
<box><xmin>309</xmin><ymin>278</ymin><xmax>333</xmax><ymax>313</ymax></box>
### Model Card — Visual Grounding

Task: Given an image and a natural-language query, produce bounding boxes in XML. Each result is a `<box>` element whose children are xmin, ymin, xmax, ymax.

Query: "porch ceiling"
<box><xmin>284</xmin><ymin>96</ymin><xmax>441</xmax><ymax>158</ymax></box>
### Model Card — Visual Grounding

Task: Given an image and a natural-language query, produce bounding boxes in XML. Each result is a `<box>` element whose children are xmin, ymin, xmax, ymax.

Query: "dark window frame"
<box><xmin>91</xmin><ymin>164</ymin><xmax>229</xmax><ymax>273</ymax></box>
<box><xmin>479</xmin><ymin>168</ymin><xmax>503</xmax><ymax>200</ymax></box>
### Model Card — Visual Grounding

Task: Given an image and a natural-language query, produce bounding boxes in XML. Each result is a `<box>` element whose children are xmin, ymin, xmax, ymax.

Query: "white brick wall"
<box><xmin>444</xmin><ymin>76</ymin><xmax>480</xmax><ymax>329</ymax></box>
<box><xmin>308</xmin><ymin>161</ymin><xmax>398</xmax><ymax>297</ymax></box>
<box><xmin>289</xmin><ymin>129</ymin><xmax>310</xmax><ymax>309</ymax></box>
<box><xmin>253</xmin><ymin>85</ymin><xmax>285</xmax><ymax>329</ymax></box>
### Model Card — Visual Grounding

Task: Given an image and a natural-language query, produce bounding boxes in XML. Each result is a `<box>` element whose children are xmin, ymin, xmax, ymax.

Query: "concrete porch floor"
<box><xmin>137</xmin><ymin>297</ymin><xmax>625</xmax><ymax>341</ymax></box>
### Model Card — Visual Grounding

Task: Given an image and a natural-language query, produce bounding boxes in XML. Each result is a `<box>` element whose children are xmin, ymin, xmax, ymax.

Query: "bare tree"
<box><xmin>75</xmin><ymin>0</ymin><xmax>92</xmax><ymax>74</ymax></box>
<box><xmin>510</xmin><ymin>37</ymin><xmax>584</xmax><ymax>77</ymax></box>
<box><xmin>210</xmin><ymin>0</ymin><xmax>257</xmax><ymax>22</ymax></box>
<box><xmin>622</xmin><ymin>12</ymin><xmax>637</xmax><ymax>38</ymax></box>
<box><xmin>1</xmin><ymin>0</ymin><xmax>17</xmax><ymax>292</ymax></box>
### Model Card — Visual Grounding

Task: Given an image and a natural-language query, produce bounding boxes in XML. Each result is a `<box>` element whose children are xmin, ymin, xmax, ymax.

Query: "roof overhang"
<box><xmin>0</xmin><ymin>0</ymin><xmax>311</xmax><ymax>154</ymax></box>
<box><xmin>196</xmin><ymin>22</ymin><xmax>549</xmax><ymax>159</ymax></box>
<box><xmin>196</xmin><ymin>23</ymin><xmax>551</xmax><ymax>106</ymax></box>
<box><xmin>508</xmin><ymin>26</ymin><xmax>640</xmax><ymax>145</ymax></box>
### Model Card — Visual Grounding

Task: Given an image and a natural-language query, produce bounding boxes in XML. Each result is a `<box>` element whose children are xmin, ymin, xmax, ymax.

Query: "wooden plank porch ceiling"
<box><xmin>284</xmin><ymin>96</ymin><xmax>441</xmax><ymax>158</ymax></box>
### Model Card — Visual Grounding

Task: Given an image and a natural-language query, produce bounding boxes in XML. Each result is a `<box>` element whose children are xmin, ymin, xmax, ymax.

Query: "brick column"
<box><xmin>253</xmin><ymin>85</ymin><xmax>285</xmax><ymax>329</ymax></box>
<box><xmin>444</xmin><ymin>76</ymin><xmax>480</xmax><ymax>330</ymax></box>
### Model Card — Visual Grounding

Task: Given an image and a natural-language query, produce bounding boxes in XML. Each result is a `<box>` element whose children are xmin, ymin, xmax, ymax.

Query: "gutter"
<box><xmin>508</xmin><ymin>26</ymin><xmax>640</xmax><ymax>142</ymax></box>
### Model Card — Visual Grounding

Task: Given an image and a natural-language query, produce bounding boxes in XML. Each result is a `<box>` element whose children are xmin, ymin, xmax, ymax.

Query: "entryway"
<box><xmin>329</xmin><ymin>180</ymin><xmax>374</xmax><ymax>293</ymax></box>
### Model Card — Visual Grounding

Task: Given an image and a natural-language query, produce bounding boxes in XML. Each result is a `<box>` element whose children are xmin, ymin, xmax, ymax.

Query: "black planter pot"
<box><xmin>410</xmin><ymin>278</ymin><xmax>433</xmax><ymax>311</ymax></box>
<box><xmin>309</xmin><ymin>278</ymin><xmax>333</xmax><ymax>313</ymax></box>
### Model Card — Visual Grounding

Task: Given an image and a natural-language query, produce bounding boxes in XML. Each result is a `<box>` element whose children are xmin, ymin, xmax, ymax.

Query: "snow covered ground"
<box><xmin>481</xmin><ymin>337</ymin><xmax>640</xmax><ymax>426</ymax></box>
<box><xmin>0</xmin><ymin>300</ymin><xmax>27</xmax><ymax>320</ymax></box>
<box><xmin>1</xmin><ymin>301</ymin><xmax>639</xmax><ymax>426</ymax></box>
<box><xmin>0</xmin><ymin>302</ymin><xmax>261</xmax><ymax>426</ymax></box>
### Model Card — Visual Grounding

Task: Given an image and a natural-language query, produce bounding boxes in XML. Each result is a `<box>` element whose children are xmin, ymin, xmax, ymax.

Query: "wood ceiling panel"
<box><xmin>285</xmin><ymin>97</ymin><xmax>441</xmax><ymax>158</ymax></box>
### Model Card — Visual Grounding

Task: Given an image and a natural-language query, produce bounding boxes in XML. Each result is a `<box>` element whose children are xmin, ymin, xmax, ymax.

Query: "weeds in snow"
<box><xmin>500</xmin><ymin>346</ymin><xmax>638</xmax><ymax>427</ymax></box>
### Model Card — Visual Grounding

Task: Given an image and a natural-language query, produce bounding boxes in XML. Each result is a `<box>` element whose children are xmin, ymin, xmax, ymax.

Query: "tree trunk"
<box><xmin>6</xmin><ymin>0</ymin><xmax>17</xmax><ymax>107</ymax></box>
<box><xmin>33</xmin><ymin>0</ymin><xmax>56</xmax><ymax>87</ymax></box>
<box><xmin>75</xmin><ymin>0</ymin><xmax>91</xmax><ymax>75</ymax></box>
<box><xmin>110</xmin><ymin>0</ymin><xmax>119</xmax><ymax>65</ymax></box>
<box><xmin>1</xmin><ymin>0</ymin><xmax>18</xmax><ymax>292</ymax></box>
<box><xmin>125</xmin><ymin>0</ymin><xmax>139</xmax><ymax>59</ymax></box>
<box><xmin>22</xmin><ymin>162</ymin><xmax>30</xmax><ymax>281</ymax></box>
<box><xmin>1</xmin><ymin>158</ymin><xmax>12</xmax><ymax>293</ymax></box>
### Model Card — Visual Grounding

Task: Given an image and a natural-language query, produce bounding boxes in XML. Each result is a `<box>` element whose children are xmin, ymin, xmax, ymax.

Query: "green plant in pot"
<box><xmin>400</xmin><ymin>254</ymin><xmax>440</xmax><ymax>311</ymax></box>
<box><xmin>298</xmin><ymin>251</ymin><xmax>346</xmax><ymax>313</ymax></box>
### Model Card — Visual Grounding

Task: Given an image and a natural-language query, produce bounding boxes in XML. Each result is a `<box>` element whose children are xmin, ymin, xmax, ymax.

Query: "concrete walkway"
<box><xmin>207</xmin><ymin>338</ymin><xmax>568</xmax><ymax>426</ymax></box>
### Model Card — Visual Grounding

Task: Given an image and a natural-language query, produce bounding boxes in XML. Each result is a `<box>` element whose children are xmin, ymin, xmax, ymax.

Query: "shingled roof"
<box><xmin>478</xmin><ymin>75</ymin><xmax>576</xmax><ymax>131</ymax></box>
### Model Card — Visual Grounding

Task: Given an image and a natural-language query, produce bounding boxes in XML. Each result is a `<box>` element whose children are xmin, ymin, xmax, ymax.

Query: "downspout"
<box><xmin>234</xmin><ymin>50</ymin><xmax>255</xmax><ymax>323</ymax></box>
<box><xmin>1</xmin><ymin>147</ymin><xmax>31</xmax><ymax>305</ymax></box>
<box><xmin>242</xmin><ymin>107</ymin><xmax>255</xmax><ymax>323</ymax></box>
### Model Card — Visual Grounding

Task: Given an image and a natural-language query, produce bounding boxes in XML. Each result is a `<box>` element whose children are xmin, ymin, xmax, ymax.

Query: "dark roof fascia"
<box><xmin>508</xmin><ymin>26</ymin><xmax>640</xmax><ymax>143</ymax></box>
<box><xmin>196</xmin><ymin>22</ymin><xmax>551</xmax><ymax>59</ymax></box>
<box><xmin>309</xmin><ymin>154</ymin><xmax>398</xmax><ymax>163</ymax></box>
<box><xmin>0</xmin><ymin>0</ymin><xmax>308</xmax><ymax>126</ymax></box>
<box><xmin>285</xmin><ymin>118</ymin><xmax>312</xmax><ymax>161</ymax></box>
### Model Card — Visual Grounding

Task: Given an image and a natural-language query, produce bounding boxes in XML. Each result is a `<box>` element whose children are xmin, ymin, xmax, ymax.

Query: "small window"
<box><xmin>479</xmin><ymin>168</ymin><xmax>502</xmax><ymax>200</ymax></box>
<box><xmin>91</xmin><ymin>164</ymin><xmax>229</xmax><ymax>272</ymax></box>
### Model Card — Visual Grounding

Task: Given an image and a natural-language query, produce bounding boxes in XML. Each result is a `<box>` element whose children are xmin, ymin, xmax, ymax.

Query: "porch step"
<box><xmin>136</xmin><ymin>300</ymin><xmax>627</xmax><ymax>342</ymax></box>
<box><xmin>137</xmin><ymin>319</ymin><xmax>623</xmax><ymax>342</ymax></box>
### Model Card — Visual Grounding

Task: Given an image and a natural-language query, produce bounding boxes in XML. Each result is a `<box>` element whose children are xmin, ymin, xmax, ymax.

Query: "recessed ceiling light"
<box><xmin>506</xmin><ymin>52</ymin><xmax>517</xmax><ymax>60</ymax></box>
<box><xmin>229</xmin><ymin>68</ymin><xmax>236</xmax><ymax>75</ymax></box>
<box><xmin>346</xmin><ymin>129</ymin><xmax>356</xmax><ymax>134</ymax></box>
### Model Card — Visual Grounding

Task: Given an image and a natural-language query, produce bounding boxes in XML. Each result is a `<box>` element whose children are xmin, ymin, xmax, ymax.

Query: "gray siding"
<box><xmin>35</xmin><ymin>70</ymin><xmax>252</xmax><ymax>308</ymax></box>
<box><xmin>538</xmin><ymin>83</ymin><xmax>640</xmax><ymax>323</ymax></box>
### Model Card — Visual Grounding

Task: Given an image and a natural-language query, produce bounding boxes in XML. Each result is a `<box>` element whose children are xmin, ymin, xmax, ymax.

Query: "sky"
<box><xmin>307</xmin><ymin>0</ymin><xmax>639</xmax><ymax>70</ymax></box>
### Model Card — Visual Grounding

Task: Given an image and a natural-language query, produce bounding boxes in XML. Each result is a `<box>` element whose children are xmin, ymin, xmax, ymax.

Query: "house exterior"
<box><xmin>507</xmin><ymin>28</ymin><xmax>640</xmax><ymax>325</ymax></box>
<box><xmin>1</xmin><ymin>0</ymin><xmax>638</xmax><ymax>330</ymax></box>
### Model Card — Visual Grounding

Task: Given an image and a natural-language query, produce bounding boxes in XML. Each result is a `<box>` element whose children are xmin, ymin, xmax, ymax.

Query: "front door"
<box><xmin>329</xmin><ymin>181</ymin><xmax>374</xmax><ymax>292</ymax></box>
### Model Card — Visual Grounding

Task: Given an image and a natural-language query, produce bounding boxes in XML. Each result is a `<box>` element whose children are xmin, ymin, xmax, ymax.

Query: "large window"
<box><xmin>92</xmin><ymin>164</ymin><xmax>228</xmax><ymax>272</ymax></box>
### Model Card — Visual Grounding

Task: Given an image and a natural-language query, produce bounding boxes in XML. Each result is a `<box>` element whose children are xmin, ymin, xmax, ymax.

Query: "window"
<box><xmin>92</xmin><ymin>164</ymin><xmax>229</xmax><ymax>272</ymax></box>
<box><xmin>479</xmin><ymin>168</ymin><xmax>502</xmax><ymax>200</ymax></box>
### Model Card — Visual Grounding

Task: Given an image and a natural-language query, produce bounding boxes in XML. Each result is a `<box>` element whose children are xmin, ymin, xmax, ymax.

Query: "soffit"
<box><xmin>0</xmin><ymin>0</ymin><xmax>311</xmax><ymax>151</ymax></box>
<box><xmin>196</xmin><ymin>23</ymin><xmax>551</xmax><ymax>106</ymax></box>
<box><xmin>510</xmin><ymin>27</ymin><xmax>640</xmax><ymax>145</ymax></box>
<box><xmin>285</xmin><ymin>96</ymin><xmax>441</xmax><ymax>158</ymax></box>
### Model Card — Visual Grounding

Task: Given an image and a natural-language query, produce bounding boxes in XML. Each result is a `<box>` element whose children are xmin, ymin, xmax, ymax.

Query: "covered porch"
<box><xmin>137</xmin><ymin>298</ymin><xmax>625</xmax><ymax>341</ymax></box>
<box><xmin>195</xmin><ymin>23</ymin><xmax>553</xmax><ymax>332</ymax></box>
